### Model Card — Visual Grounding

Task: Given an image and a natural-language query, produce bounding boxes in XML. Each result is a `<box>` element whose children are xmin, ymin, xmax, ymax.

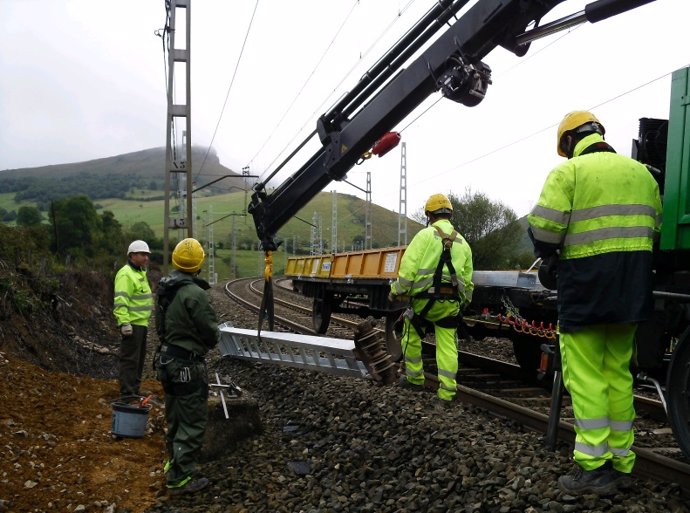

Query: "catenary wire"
<box><xmin>337</xmin><ymin>66</ymin><xmax>685</xmax><ymax>228</ymax></box>
<box><xmin>246</xmin><ymin>0</ymin><xmax>361</xmax><ymax>174</ymax></box>
<box><xmin>253</xmin><ymin>0</ymin><xmax>424</xmax><ymax>181</ymax></box>
<box><xmin>194</xmin><ymin>0</ymin><xmax>261</xmax><ymax>183</ymax></box>
<box><xmin>426</xmin><ymin>68</ymin><xmax>680</xmax><ymax>181</ymax></box>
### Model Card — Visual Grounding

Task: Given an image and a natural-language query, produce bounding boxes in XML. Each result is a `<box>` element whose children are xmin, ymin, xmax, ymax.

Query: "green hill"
<box><xmin>0</xmin><ymin>148</ymin><xmax>423</xmax><ymax>279</ymax></box>
<box><xmin>0</xmin><ymin>147</ymin><xmax>240</xmax><ymax>205</ymax></box>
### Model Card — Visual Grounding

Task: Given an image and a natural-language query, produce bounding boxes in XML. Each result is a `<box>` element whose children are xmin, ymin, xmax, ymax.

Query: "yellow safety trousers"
<box><xmin>560</xmin><ymin>323</ymin><xmax>637</xmax><ymax>473</ymax></box>
<box><xmin>402</xmin><ymin>298</ymin><xmax>460</xmax><ymax>401</ymax></box>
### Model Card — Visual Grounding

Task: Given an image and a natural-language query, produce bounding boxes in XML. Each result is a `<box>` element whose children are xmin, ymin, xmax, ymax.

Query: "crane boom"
<box><xmin>247</xmin><ymin>0</ymin><xmax>655</xmax><ymax>252</ymax></box>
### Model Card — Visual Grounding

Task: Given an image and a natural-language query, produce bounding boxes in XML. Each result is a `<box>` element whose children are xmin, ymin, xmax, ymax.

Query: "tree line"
<box><xmin>2</xmin><ymin>196</ymin><xmax>160</xmax><ymax>271</ymax></box>
<box><xmin>2</xmin><ymin>190</ymin><xmax>535</xmax><ymax>275</ymax></box>
<box><xmin>0</xmin><ymin>173</ymin><xmax>162</xmax><ymax>208</ymax></box>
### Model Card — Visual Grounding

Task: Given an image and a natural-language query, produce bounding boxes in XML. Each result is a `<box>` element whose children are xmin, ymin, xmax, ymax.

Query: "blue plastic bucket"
<box><xmin>111</xmin><ymin>399</ymin><xmax>151</xmax><ymax>438</ymax></box>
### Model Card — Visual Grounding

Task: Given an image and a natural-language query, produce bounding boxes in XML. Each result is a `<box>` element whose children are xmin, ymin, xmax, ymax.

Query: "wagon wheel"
<box><xmin>384</xmin><ymin>310</ymin><xmax>404</xmax><ymax>362</ymax></box>
<box><xmin>511</xmin><ymin>333</ymin><xmax>550</xmax><ymax>383</ymax></box>
<box><xmin>667</xmin><ymin>325</ymin><xmax>690</xmax><ymax>460</ymax></box>
<box><xmin>312</xmin><ymin>297</ymin><xmax>332</xmax><ymax>334</ymax></box>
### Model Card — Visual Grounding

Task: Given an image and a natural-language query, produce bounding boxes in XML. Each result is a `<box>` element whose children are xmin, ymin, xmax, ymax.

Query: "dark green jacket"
<box><xmin>162</xmin><ymin>270</ymin><xmax>219</xmax><ymax>356</ymax></box>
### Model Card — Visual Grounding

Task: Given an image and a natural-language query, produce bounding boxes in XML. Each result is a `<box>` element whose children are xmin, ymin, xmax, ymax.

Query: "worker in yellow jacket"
<box><xmin>528</xmin><ymin>111</ymin><xmax>662</xmax><ymax>495</ymax></box>
<box><xmin>113</xmin><ymin>240</ymin><xmax>154</xmax><ymax>398</ymax></box>
<box><xmin>389</xmin><ymin>193</ymin><xmax>474</xmax><ymax>409</ymax></box>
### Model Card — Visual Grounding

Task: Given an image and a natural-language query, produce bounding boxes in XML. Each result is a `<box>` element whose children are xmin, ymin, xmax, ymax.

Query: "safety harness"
<box><xmin>407</xmin><ymin>226</ymin><xmax>463</xmax><ymax>337</ymax></box>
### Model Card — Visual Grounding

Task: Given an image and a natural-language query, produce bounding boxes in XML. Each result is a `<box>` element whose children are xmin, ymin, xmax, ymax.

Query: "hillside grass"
<box><xmin>1</xmin><ymin>189</ymin><xmax>421</xmax><ymax>279</ymax></box>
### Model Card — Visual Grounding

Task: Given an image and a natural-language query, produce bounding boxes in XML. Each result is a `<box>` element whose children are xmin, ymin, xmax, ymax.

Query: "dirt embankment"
<box><xmin>0</xmin><ymin>266</ymin><xmax>167</xmax><ymax>513</ymax></box>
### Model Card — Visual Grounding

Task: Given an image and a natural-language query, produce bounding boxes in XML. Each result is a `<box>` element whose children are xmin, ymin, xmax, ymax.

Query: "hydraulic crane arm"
<box><xmin>248</xmin><ymin>0</ymin><xmax>655</xmax><ymax>252</ymax></box>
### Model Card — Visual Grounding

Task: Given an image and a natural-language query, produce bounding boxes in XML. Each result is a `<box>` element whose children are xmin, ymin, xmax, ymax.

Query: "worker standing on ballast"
<box><xmin>528</xmin><ymin>111</ymin><xmax>662</xmax><ymax>495</ymax></box>
<box><xmin>113</xmin><ymin>240</ymin><xmax>153</xmax><ymax>399</ymax></box>
<box><xmin>155</xmin><ymin>238</ymin><xmax>220</xmax><ymax>496</ymax></box>
<box><xmin>389</xmin><ymin>193</ymin><xmax>474</xmax><ymax>409</ymax></box>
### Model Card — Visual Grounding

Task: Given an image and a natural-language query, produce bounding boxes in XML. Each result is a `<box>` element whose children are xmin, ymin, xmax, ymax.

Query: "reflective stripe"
<box><xmin>130</xmin><ymin>304</ymin><xmax>154</xmax><ymax>312</ymax></box>
<box><xmin>439</xmin><ymin>381</ymin><xmax>456</xmax><ymax>391</ymax></box>
<box><xmin>529</xmin><ymin>226</ymin><xmax>563</xmax><ymax>244</ymax></box>
<box><xmin>531</xmin><ymin>205</ymin><xmax>570</xmax><ymax>225</ymax></box>
<box><xmin>575</xmin><ymin>416</ymin><xmax>609</xmax><ymax>430</ymax></box>
<box><xmin>438</xmin><ymin>368</ymin><xmax>456</xmax><ymax>379</ymax></box>
<box><xmin>405</xmin><ymin>354</ymin><xmax>422</xmax><ymax>364</ymax></box>
<box><xmin>610</xmin><ymin>419</ymin><xmax>634</xmax><ymax>431</ymax></box>
<box><xmin>115</xmin><ymin>291</ymin><xmax>153</xmax><ymax>301</ymax></box>
<box><xmin>574</xmin><ymin>441</ymin><xmax>609</xmax><ymax>457</ymax></box>
<box><xmin>569</xmin><ymin>203</ymin><xmax>657</xmax><ymax>222</ymax></box>
<box><xmin>418</xmin><ymin>268</ymin><xmax>436</xmax><ymax>275</ymax></box>
<box><xmin>397</xmin><ymin>277</ymin><xmax>414</xmax><ymax>288</ymax></box>
<box><xmin>564</xmin><ymin>226</ymin><xmax>655</xmax><ymax>246</ymax></box>
<box><xmin>610</xmin><ymin>447</ymin><xmax>631</xmax><ymax>457</ymax></box>
<box><xmin>405</xmin><ymin>368</ymin><xmax>423</xmax><ymax>378</ymax></box>
<box><xmin>412</xmin><ymin>276</ymin><xmax>433</xmax><ymax>290</ymax></box>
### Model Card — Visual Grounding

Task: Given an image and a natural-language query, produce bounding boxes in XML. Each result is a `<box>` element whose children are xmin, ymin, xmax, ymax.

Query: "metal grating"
<box><xmin>218</xmin><ymin>323</ymin><xmax>369</xmax><ymax>379</ymax></box>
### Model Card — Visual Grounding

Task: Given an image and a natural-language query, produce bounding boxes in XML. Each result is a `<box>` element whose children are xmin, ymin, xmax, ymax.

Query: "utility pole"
<box><xmin>398</xmin><ymin>142</ymin><xmax>408</xmax><ymax>246</ymax></box>
<box><xmin>242</xmin><ymin>166</ymin><xmax>251</xmax><ymax>225</ymax></box>
<box><xmin>231</xmin><ymin>213</ymin><xmax>239</xmax><ymax>278</ymax></box>
<box><xmin>204</xmin><ymin>210</ymin><xmax>245</xmax><ymax>279</ymax></box>
<box><xmin>206</xmin><ymin>206</ymin><xmax>216</xmax><ymax>285</ymax></box>
<box><xmin>331</xmin><ymin>190</ymin><xmax>338</xmax><ymax>253</ymax></box>
<box><xmin>162</xmin><ymin>0</ymin><xmax>192</xmax><ymax>272</ymax></box>
<box><xmin>365</xmin><ymin>171</ymin><xmax>372</xmax><ymax>250</ymax></box>
<box><xmin>310</xmin><ymin>211</ymin><xmax>321</xmax><ymax>255</ymax></box>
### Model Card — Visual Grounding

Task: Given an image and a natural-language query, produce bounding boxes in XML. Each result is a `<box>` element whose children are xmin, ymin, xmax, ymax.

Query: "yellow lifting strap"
<box><xmin>258</xmin><ymin>250</ymin><xmax>275</xmax><ymax>335</ymax></box>
<box><xmin>263</xmin><ymin>250</ymin><xmax>273</xmax><ymax>281</ymax></box>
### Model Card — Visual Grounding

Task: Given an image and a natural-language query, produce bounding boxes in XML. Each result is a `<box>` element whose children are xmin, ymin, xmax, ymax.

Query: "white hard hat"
<box><xmin>127</xmin><ymin>240</ymin><xmax>150</xmax><ymax>255</ymax></box>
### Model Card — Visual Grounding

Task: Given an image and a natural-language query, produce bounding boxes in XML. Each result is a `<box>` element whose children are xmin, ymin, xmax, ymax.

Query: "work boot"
<box><xmin>433</xmin><ymin>397</ymin><xmax>453</xmax><ymax>412</ymax></box>
<box><xmin>558</xmin><ymin>462</ymin><xmax>619</xmax><ymax>495</ymax></box>
<box><xmin>167</xmin><ymin>476</ymin><xmax>210</xmax><ymax>496</ymax></box>
<box><xmin>611</xmin><ymin>467</ymin><xmax>633</xmax><ymax>488</ymax></box>
<box><xmin>398</xmin><ymin>375</ymin><xmax>424</xmax><ymax>392</ymax></box>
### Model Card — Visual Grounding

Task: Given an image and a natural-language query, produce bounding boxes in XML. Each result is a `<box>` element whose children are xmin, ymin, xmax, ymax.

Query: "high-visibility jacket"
<box><xmin>390</xmin><ymin>219</ymin><xmax>474</xmax><ymax>306</ymax></box>
<box><xmin>528</xmin><ymin>133</ymin><xmax>662</xmax><ymax>329</ymax></box>
<box><xmin>113</xmin><ymin>261</ymin><xmax>153</xmax><ymax>327</ymax></box>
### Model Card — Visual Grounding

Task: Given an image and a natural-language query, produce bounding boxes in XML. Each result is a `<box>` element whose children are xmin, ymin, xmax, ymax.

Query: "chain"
<box><xmin>498</xmin><ymin>295</ymin><xmax>557</xmax><ymax>340</ymax></box>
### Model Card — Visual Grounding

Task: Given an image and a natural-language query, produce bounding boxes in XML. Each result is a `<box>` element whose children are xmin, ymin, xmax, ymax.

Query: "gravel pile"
<box><xmin>142</xmin><ymin>285</ymin><xmax>688</xmax><ymax>513</ymax></box>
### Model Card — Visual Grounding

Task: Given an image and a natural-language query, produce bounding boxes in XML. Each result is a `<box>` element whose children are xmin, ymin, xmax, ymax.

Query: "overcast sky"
<box><xmin>1</xmin><ymin>0</ymin><xmax>688</xmax><ymax>222</ymax></box>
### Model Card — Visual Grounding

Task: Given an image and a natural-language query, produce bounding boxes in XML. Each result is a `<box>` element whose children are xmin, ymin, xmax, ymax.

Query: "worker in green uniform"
<box><xmin>389</xmin><ymin>193</ymin><xmax>474</xmax><ymax>409</ymax></box>
<box><xmin>155</xmin><ymin>238</ymin><xmax>220</xmax><ymax>495</ymax></box>
<box><xmin>528</xmin><ymin>111</ymin><xmax>662</xmax><ymax>495</ymax></box>
<box><xmin>113</xmin><ymin>240</ymin><xmax>153</xmax><ymax>398</ymax></box>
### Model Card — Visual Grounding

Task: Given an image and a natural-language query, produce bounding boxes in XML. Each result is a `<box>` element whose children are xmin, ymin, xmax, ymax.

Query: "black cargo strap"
<box><xmin>578</xmin><ymin>141</ymin><xmax>616</xmax><ymax>156</ymax></box>
<box><xmin>160</xmin><ymin>343</ymin><xmax>204</xmax><ymax>362</ymax></box>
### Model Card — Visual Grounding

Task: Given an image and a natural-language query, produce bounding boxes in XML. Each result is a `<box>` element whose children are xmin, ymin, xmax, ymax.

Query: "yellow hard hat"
<box><xmin>172</xmin><ymin>238</ymin><xmax>205</xmax><ymax>273</ymax></box>
<box><xmin>424</xmin><ymin>193</ymin><xmax>453</xmax><ymax>215</ymax></box>
<box><xmin>556</xmin><ymin>110</ymin><xmax>605</xmax><ymax>157</ymax></box>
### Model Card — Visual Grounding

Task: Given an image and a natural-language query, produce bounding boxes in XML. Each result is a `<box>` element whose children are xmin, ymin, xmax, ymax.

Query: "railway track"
<box><xmin>223</xmin><ymin>277</ymin><xmax>690</xmax><ymax>492</ymax></box>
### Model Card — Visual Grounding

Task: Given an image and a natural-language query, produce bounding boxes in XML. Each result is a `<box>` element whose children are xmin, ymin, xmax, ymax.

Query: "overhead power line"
<box><xmin>254</xmin><ymin>0</ymin><xmax>424</xmax><ymax>181</ymax></box>
<box><xmin>195</xmin><ymin>0</ymin><xmax>261</xmax><ymax>183</ymax></box>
